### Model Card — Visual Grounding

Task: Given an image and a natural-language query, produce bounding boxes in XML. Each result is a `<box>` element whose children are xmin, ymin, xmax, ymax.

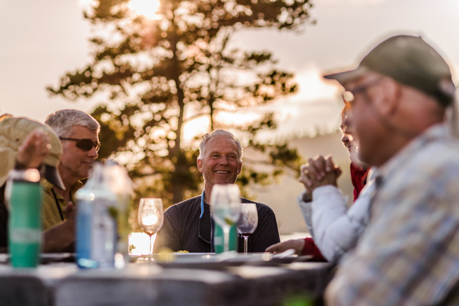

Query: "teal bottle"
<box><xmin>213</xmin><ymin>223</ymin><xmax>237</xmax><ymax>253</ymax></box>
<box><xmin>7</xmin><ymin>169</ymin><xmax>42</xmax><ymax>268</ymax></box>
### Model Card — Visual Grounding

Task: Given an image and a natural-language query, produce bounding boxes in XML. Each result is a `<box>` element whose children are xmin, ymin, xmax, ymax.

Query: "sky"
<box><xmin>1</xmin><ymin>0</ymin><xmax>459</xmax><ymax>140</ymax></box>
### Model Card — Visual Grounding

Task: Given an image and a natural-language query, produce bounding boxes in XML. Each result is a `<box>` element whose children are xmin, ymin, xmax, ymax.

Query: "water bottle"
<box><xmin>75</xmin><ymin>163</ymin><xmax>117</xmax><ymax>269</ymax></box>
<box><xmin>7</xmin><ymin>169</ymin><xmax>42</xmax><ymax>268</ymax></box>
<box><xmin>213</xmin><ymin>224</ymin><xmax>238</xmax><ymax>253</ymax></box>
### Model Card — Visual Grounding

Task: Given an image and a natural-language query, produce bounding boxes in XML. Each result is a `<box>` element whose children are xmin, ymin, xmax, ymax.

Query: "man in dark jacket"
<box><xmin>154</xmin><ymin>129</ymin><xmax>280</xmax><ymax>253</ymax></box>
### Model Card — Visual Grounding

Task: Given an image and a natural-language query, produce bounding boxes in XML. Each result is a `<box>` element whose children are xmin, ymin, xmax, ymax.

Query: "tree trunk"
<box><xmin>170</xmin><ymin>17</ymin><xmax>185</xmax><ymax>204</ymax></box>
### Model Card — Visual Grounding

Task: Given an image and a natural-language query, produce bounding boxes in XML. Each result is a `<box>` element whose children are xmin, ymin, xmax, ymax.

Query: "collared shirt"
<box><xmin>153</xmin><ymin>194</ymin><xmax>280</xmax><ymax>253</ymax></box>
<box><xmin>326</xmin><ymin>123</ymin><xmax>459</xmax><ymax>305</ymax></box>
<box><xmin>41</xmin><ymin>180</ymin><xmax>83</xmax><ymax>230</ymax></box>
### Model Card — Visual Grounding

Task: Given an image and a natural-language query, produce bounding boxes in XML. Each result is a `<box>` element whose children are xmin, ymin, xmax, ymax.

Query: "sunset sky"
<box><xmin>1</xmin><ymin>0</ymin><xmax>458</xmax><ymax>141</ymax></box>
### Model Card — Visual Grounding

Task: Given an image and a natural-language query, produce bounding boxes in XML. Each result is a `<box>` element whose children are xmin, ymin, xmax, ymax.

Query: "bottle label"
<box><xmin>10</xmin><ymin>228</ymin><xmax>41</xmax><ymax>243</ymax></box>
<box><xmin>213</xmin><ymin>223</ymin><xmax>237</xmax><ymax>253</ymax></box>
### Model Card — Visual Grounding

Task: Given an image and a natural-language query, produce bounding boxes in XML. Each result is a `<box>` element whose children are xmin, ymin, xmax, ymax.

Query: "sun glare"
<box><xmin>128</xmin><ymin>0</ymin><xmax>161</xmax><ymax>20</ymax></box>
<box><xmin>129</xmin><ymin>232</ymin><xmax>156</xmax><ymax>255</ymax></box>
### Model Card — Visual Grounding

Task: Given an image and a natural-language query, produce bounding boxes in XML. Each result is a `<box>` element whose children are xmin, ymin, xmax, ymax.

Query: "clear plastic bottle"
<box><xmin>75</xmin><ymin>163</ymin><xmax>117</xmax><ymax>269</ymax></box>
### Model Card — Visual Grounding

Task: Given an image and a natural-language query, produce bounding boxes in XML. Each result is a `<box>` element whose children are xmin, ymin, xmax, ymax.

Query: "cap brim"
<box><xmin>324</xmin><ymin>66</ymin><xmax>369</xmax><ymax>86</ymax></box>
<box><xmin>43</xmin><ymin>164</ymin><xmax>65</xmax><ymax>190</ymax></box>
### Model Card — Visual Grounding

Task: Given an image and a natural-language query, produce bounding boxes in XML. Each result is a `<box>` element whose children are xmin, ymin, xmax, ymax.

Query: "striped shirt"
<box><xmin>326</xmin><ymin>123</ymin><xmax>459</xmax><ymax>306</ymax></box>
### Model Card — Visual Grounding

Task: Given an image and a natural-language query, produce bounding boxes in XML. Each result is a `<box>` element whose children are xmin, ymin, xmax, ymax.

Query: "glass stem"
<box><xmin>223</xmin><ymin>226</ymin><xmax>230</xmax><ymax>253</ymax></box>
<box><xmin>148</xmin><ymin>234</ymin><xmax>152</xmax><ymax>262</ymax></box>
<box><xmin>243</xmin><ymin>235</ymin><xmax>249</xmax><ymax>254</ymax></box>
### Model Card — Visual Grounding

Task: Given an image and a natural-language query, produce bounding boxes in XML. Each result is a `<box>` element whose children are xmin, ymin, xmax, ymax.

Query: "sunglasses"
<box><xmin>342</xmin><ymin>77</ymin><xmax>384</xmax><ymax>104</ymax></box>
<box><xmin>60</xmin><ymin>137</ymin><xmax>100</xmax><ymax>152</ymax></box>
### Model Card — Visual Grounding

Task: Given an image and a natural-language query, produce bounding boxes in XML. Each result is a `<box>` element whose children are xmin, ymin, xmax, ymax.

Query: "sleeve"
<box><xmin>326</xmin><ymin>172</ymin><xmax>459</xmax><ymax>305</ymax></box>
<box><xmin>302</xmin><ymin>237</ymin><xmax>327</xmax><ymax>261</ymax></box>
<box><xmin>250</xmin><ymin>204</ymin><xmax>280</xmax><ymax>252</ymax></box>
<box><xmin>153</xmin><ymin>207</ymin><xmax>181</xmax><ymax>252</ymax></box>
<box><xmin>311</xmin><ymin>183</ymin><xmax>373</xmax><ymax>262</ymax></box>
<box><xmin>297</xmin><ymin>191</ymin><xmax>314</xmax><ymax>236</ymax></box>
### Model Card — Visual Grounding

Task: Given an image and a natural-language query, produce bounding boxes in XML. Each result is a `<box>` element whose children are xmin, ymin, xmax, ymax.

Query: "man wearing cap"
<box><xmin>323</xmin><ymin>35</ymin><xmax>459</xmax><ymax>305</ymax></box>
<box><xmin>44</xmin><ymin>109</ymin><xmax>100</xmax><ymax>230</ymax></box>
<box><xmin>0</xmin><ymin>116</ymin><xmax>74</xmax><ymax>252</ymax></box>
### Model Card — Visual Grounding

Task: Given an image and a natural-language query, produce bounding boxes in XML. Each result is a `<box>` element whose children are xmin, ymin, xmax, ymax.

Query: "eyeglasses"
<box><xmin>60</xmin><ymin>137</ymin><xmax>100</xmax><ymax>152</ymax></box>
<box><xmin>342</xmin><ymin>77</ymin><xmax>384</xmax><ymax>104</ymax></box>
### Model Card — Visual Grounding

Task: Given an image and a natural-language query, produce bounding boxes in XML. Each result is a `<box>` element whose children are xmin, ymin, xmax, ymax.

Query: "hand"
<box><xmin>64</xmin><ymin>201</ymin><xmax>76</xmax><ymax>229</ymax></box>
<box><xmin>42</xmin><ymin>201</ymin><xmax>76</xmax><ymax>253</ymax></box>
<box><xmin>265</xmin><ymin>239</ymin><xmax>305</xmax><ymax>255</ymax></box>
<box><xmin>16</xmin><ymin>128</ymin><xmax>50</xmax><ymax>169</ymax></box>
<box><xmin>299</xmin><ymin>155</ymin><xmax>342</xmax><ymax>194</ymax></box>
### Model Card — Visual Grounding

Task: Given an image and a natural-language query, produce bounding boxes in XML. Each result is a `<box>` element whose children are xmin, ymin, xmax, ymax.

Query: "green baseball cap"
<box><xmin>324</xmin><ymin>35</ymin><xmax>455</xmax><ymax>107</ymax></box>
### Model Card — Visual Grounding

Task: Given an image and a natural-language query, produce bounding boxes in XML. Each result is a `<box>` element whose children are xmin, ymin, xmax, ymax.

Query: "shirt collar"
<box><xmin>41</xmin><ymin>179</ymin><xmax>84</xmax><ymax>196</ymax></box>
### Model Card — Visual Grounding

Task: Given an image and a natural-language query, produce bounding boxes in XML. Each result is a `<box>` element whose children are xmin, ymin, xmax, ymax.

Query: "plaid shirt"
<box><xmin>326</xmin><ymin>123</ymin><xmax>459</xmax><ymax>306</ymax></box>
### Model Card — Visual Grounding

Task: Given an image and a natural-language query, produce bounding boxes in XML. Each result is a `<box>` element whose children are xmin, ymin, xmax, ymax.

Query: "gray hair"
<box><xmin>198</xmin><ymin>129</ymin><xmax>243</xmax><ymax>162</ymax></box>
<box><xmin>45</xmin><ymin>109</ymin><xmax>100</xmax><ymax>137</ymax></box>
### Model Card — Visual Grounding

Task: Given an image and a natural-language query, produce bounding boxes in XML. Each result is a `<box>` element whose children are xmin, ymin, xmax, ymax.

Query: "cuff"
<box><xmin>302</xmin><ymin>237</ymin><xmax>327</xmax><ymax>262</ymax></box>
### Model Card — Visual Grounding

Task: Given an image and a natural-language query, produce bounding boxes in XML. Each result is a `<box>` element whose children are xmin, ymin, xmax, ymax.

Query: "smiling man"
<box><xmin>44</xmin><ymin>109</ymin><xmax>100</xmax><ymax>230</ymax></box>
<box><xmin>154</xmin><ymin>129</ymin><xmax>280</xmax><ymax>253</ymax></box>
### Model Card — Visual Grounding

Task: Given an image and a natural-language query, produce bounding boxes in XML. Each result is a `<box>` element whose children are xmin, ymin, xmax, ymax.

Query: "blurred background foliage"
<box><xmin>48</xmin><ymin>0</ymin><xmax>315</xmax><ymax>209</ymax></box>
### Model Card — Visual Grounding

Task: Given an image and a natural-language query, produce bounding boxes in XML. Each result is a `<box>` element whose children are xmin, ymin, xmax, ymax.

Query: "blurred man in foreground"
<box><xmin>154</xmin><ymin>129</ymin><xmax>280</xmax><ymax>253</ymax></box>
<box><xmin>324</xmin><ymin>35</ymin><xmax>459</xmax><ymax>305</ymax></box>
<box><xmin>44</xmin><ymin>109</ymin><xmax>100</xmax><ymax>230</ymax></box>
<box><xmin>0</xmin><ymin>116</ymin><xmax>75</xmax><ymax>252</ymax></box>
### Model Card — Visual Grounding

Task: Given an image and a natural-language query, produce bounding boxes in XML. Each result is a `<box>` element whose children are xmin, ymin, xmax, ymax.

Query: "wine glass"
<box><xmin>237</xmin><ymin>203</ymin><xmax>258</xmax><ymax>254</ymax></box>
<box><xmin>211</xmin><ymin>184</ymin><xmax>241</xmax><ymax>253</ymax></box>
<box><xmin>138</xmin><ymin>198</ymin><xmax>164</xmax><ymax>262</ymax></box>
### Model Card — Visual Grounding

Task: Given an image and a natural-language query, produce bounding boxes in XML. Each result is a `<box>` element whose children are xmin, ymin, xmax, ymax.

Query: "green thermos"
<box><xmin>7</xmin><ymin>169</ymin><xmax>42</xmax><ymax>268</ymax></box>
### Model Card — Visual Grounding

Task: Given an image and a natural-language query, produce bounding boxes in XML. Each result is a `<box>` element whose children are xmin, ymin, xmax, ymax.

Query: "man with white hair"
<box><xmin>154</xmin><ymin>129</ymin><xmax>280</xmax><ymax>253</ymax></box>
<box><xmin>44</xmin><ymin>109</ymin><xmax>100</xmax><ymax>230</ymax></box>
<box><xmin>323</xmin><ymin>35</ymin><xmax>459</xmax><ymax>305</ymax></box>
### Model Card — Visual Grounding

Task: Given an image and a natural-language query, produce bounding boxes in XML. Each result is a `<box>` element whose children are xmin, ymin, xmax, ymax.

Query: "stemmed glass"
<box><xmin>237</xmin><ymin>203</ymin><xmax>258</xmax><ymax>254</ymax></box>
<box><xmin>211</xmin><ymin>184</ymin><xmax>241</xmax><ymax>253</ymax></box>
<box><xmin>138</xmin><ymin>198</ymin><xmax>164</xmax><ymax>262</ymax></box>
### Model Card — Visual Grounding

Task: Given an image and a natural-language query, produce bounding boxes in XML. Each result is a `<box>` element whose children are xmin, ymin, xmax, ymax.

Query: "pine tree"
<box><xmin>48</xmin><ymin>0</ymin><xmax>313</xmax><ymax>205</ymax></box>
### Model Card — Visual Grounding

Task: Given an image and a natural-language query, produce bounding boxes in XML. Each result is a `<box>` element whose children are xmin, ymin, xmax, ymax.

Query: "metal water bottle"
<box><xmin>7</xmin><ymin>169</ymin><xmax>42</xmax><ymax>268</ymax></box>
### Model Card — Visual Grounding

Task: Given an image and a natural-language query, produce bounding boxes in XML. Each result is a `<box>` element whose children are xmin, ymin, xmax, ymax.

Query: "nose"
<box><xmin>341</xmin><ymin>133</ymin><xmax>353</xmax><ymax>145</ymax></box>
<box><xmin>219</xmin><ymin>155</ymin><xmax>228</xmax><ymax>165</ymax></box>
<box><xmin>88</xmin><ymin>146</ymin><xmax>98</xmax><ymax>159</ymax></box>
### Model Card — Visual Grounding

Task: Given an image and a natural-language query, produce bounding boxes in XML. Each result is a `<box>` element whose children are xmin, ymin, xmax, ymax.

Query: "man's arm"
<box><xmin>42</xmin><ymin>202</ymin><xmax>75</xmax><ymax>252</ymax></box>
<box><xmin>297</xmin><ymin>156</ymin><xmax>342</xmax><ymax>234</ymax></box>
<box><xmin>250</xmin><ymin>204</ymin><xmax>280</xmax><ymax>252</ymax></box>
<box><xmin>153</xmin><ymin>208</ymin><xmax>181</xmax><ymax>253</ymax></box>
<box><xmin>312</xmin><ymin>179</ymin><xmax>375</xmax><ymax>262</ymax></box>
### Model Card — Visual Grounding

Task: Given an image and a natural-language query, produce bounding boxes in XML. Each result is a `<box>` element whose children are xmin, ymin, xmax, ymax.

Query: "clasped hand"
<box><xmin>299</xmin><ymin>155</ymin><xmax>342</xmax><ymax>198</ymax></box>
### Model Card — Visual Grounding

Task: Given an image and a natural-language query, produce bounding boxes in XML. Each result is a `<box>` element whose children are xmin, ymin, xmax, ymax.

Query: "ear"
<box><xmin>237</xmin><ymin>161</ymin><xmax>242</xmax><ymax>175</ymax></box>
<box><xmin>197</xmin><ymin>159</ymin><xmax>203</xmax><ymax>173</ymax></box>
<box><xmin>372</xmin><ymin>78</ymin><xmax>401</xmax><ymax>116</ymax></box>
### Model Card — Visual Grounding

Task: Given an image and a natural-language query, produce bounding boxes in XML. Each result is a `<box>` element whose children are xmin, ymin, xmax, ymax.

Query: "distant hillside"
<box><xmin>246</xmin><ymin>131</ymin><xmax>353</xmax><ymax>235</ymax></box>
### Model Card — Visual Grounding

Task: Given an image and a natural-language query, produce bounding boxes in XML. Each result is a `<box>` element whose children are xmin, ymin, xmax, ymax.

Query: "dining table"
<box><xmin>0</xmin><ymin>252</ymin><xmax>334</xmax><ymax>306</ymax></box>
